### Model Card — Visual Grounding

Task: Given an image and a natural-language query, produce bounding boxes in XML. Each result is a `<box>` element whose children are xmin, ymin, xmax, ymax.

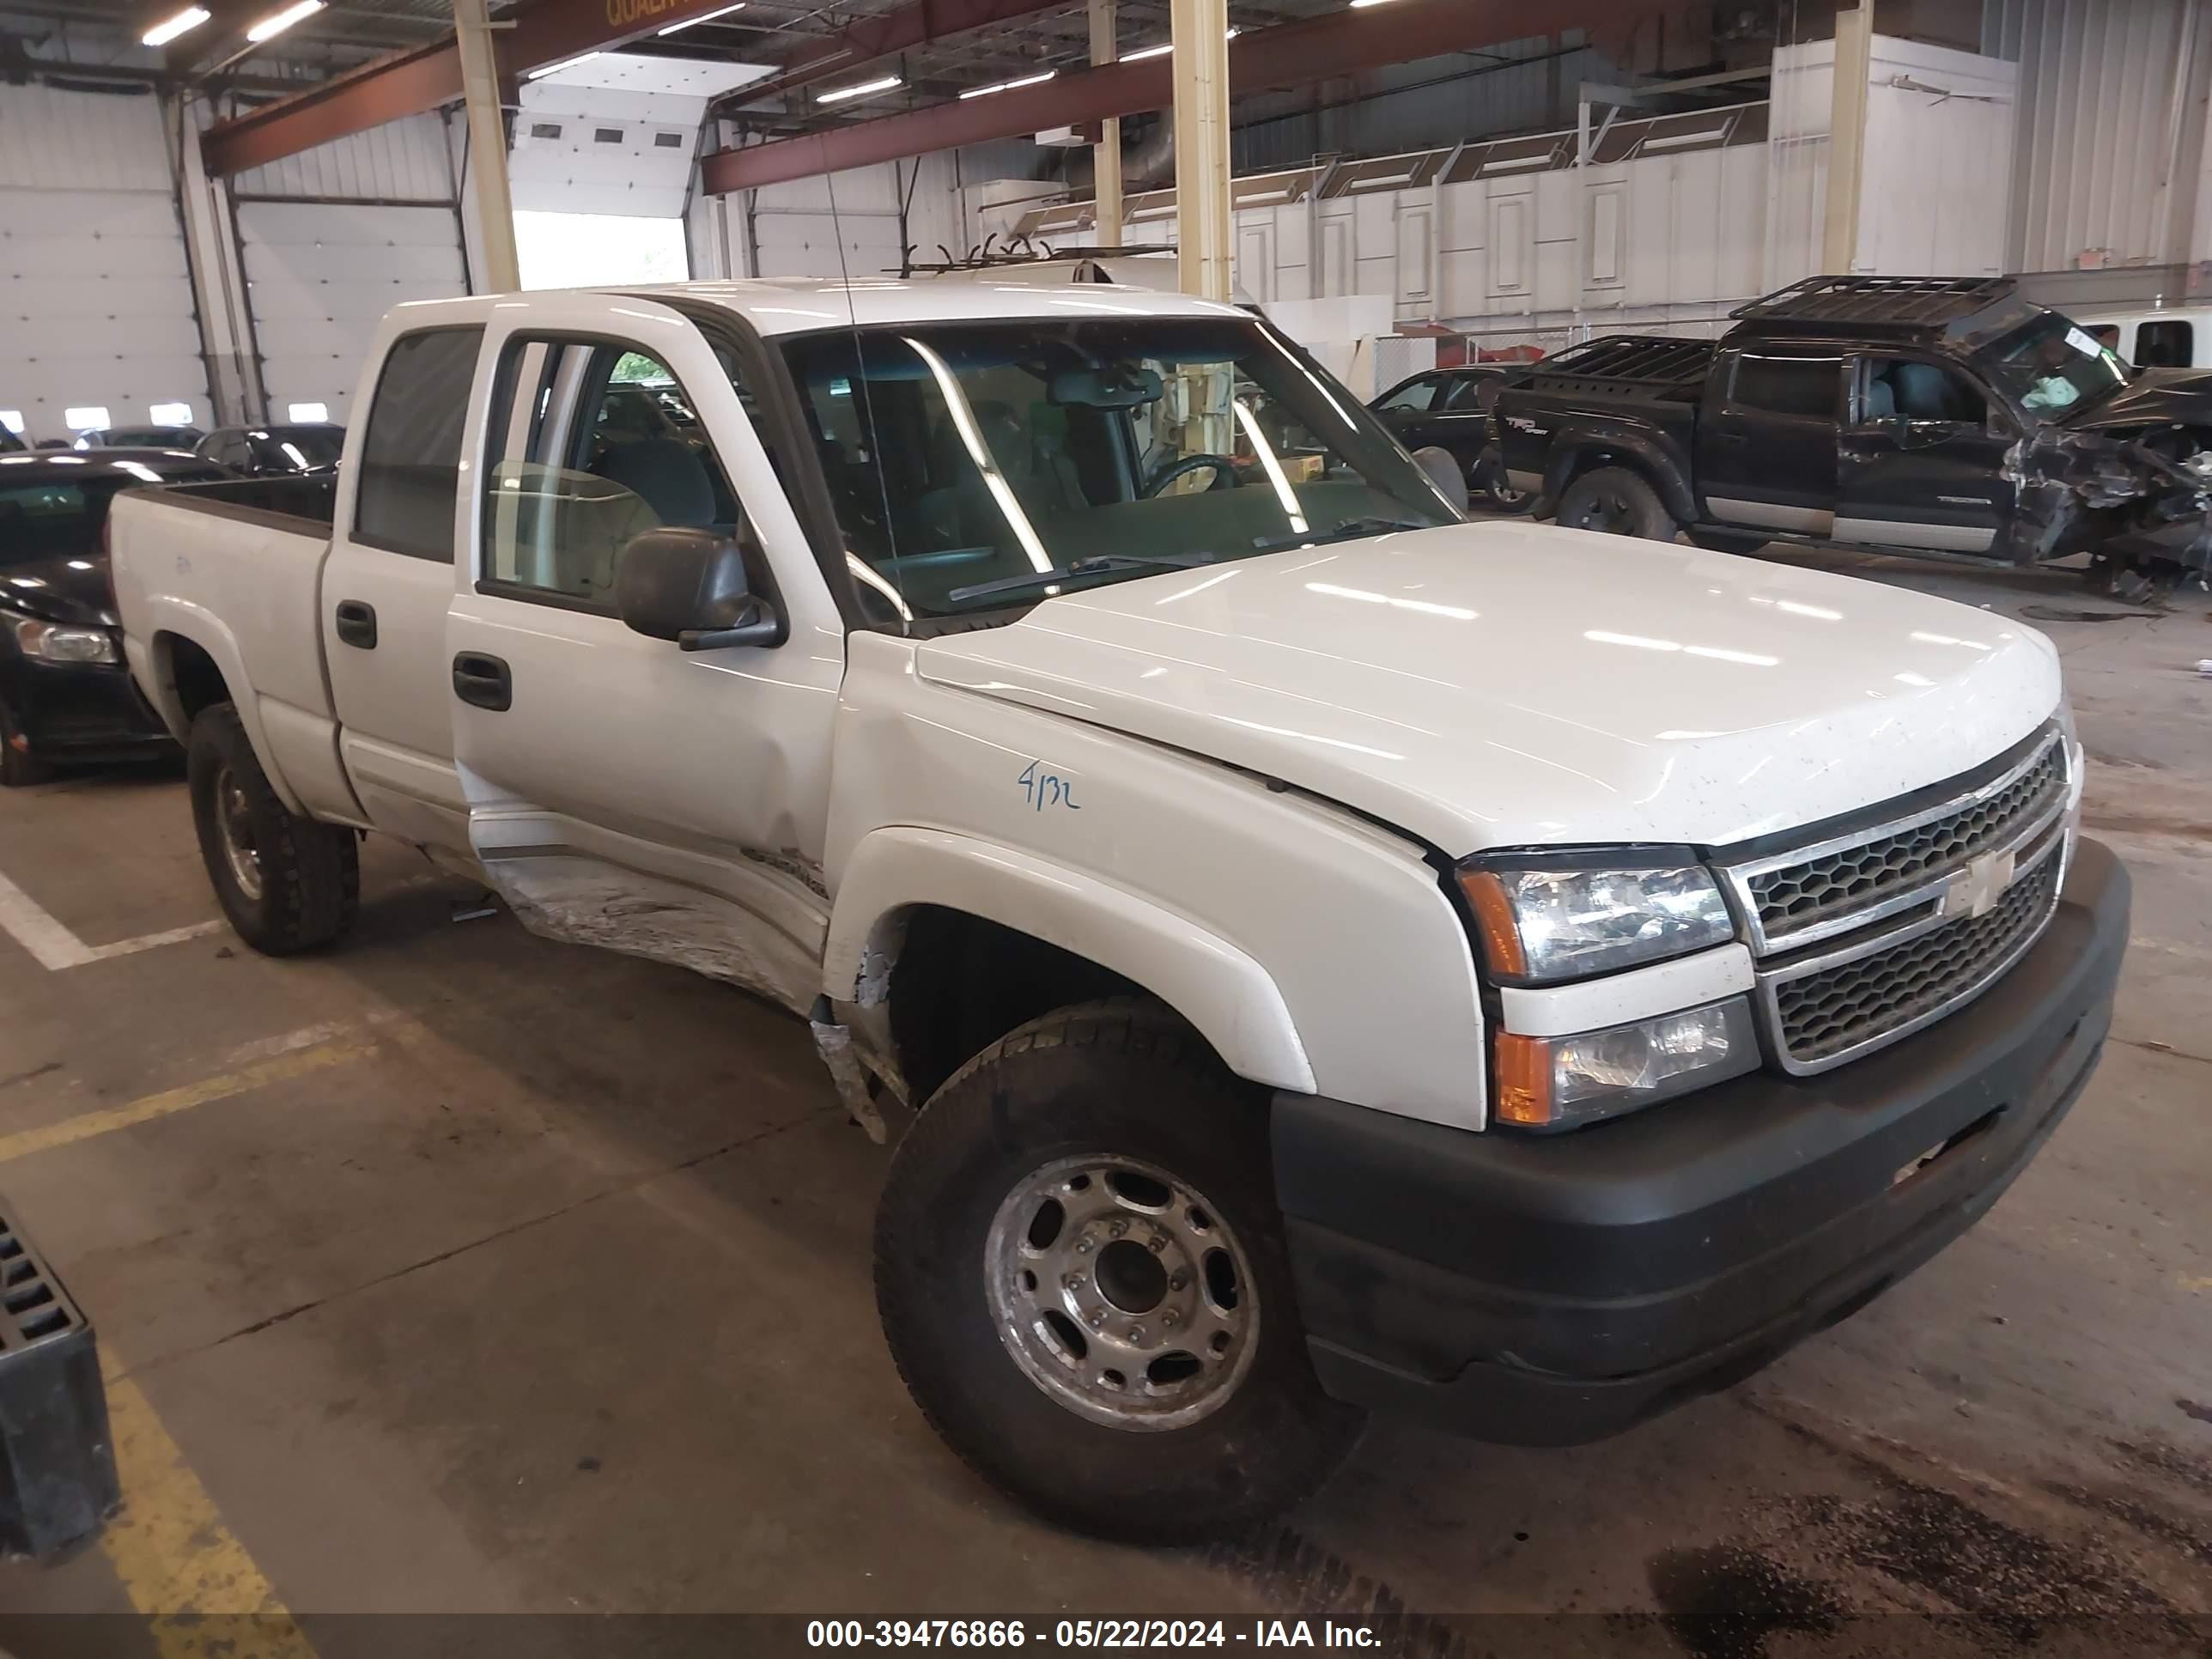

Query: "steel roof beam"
<box><xmin>701</xmin><ymin>0</ymin><xmax>1647</xmax><ymax>193</ymax></box>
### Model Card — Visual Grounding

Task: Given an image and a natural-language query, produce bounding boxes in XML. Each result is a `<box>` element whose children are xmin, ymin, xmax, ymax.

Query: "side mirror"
<box><xmin>1412</xmin><ymin>446</ymin><xmax>1471</xmax><ymax>514</ymax></box>
<box><xmin>615</xmin><ymin>526</ymin><xmax>784</xmax><ymax>651</ymax></box>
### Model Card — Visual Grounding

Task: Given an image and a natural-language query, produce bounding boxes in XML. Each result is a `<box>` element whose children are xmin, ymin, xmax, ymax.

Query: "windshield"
<box><xmin>1984</xmin><ymin>313</ymin><xmax>2130</xmax><ymax>417</ymax></box>
<box><xmin>259</xmin><ymin>427</ymin><xmax>344</xmax><ymax>470</ymax></box>
<box><xmin>779</xmin><ymin>316</ymin><xmax>1460</xmax><ymax>622</ymax></box>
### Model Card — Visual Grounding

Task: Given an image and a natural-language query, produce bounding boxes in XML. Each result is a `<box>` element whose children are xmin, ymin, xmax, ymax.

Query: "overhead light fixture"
<box><xmin>1480</xmin><ymin>152</ymin><xmax>1555</xmax><ymax>173</ymax></box>
<box><xmin>1349</xmin><ymin>0</ymin><xmax>1396</xmax><ymax>7</ymax></box>
<box><xmin>1348</xmin><ymin>168</ymin><xmax>1419</xmax><ymax>191</ymax></box>
<box><xmin>1638</xmin><ymin>126</ymin><xmax>1728</xmax><ymax>151</ymax></box>
<box><xmin>245</xmin><ymin>0</ymin><xmax>323</xmax><ymax>43</ymax></box>
<box><xmin>527</xmin><ymin>51</ymin><xmax>600</xmax><ymax>80</ymax></box>
<box><xmin>959</xmin><ymin>69</ymin><xmax>1055</xmax><ymax>100</ymax></box>
<box><xmin>659</xmin><ymin>1</ymin><xmax>745</xmax><ymax>33</ymax></box>
<box><xmin>141</xmin><ymin>5</ymin><xmax>210</xmax><ymax>46</ymax></box>
<box><xmin>1118</xmin><ymin>27</ymin><xmax>1237</xmax><ymax>62</ymax></box>
<box><xmin>817</xmin><ymin>73</ymin><xmax>902</xmax><ymax>103</ymax></box>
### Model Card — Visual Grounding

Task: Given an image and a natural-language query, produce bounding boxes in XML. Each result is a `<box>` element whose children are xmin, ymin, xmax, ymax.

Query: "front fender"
<box><xmin>825</xmin><ymin>824</ymin><xmax>1317</xmax><ymax>1096</ymax></box>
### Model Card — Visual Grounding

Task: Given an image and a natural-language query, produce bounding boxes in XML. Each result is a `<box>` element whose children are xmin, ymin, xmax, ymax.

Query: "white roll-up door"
<box><xmin>235</xmin><ymin>200</ymin><xmax>467</xmax><ymax>425</ymax></box>
<box><xmin>0</xmin><ymin>85</ymin><xmax>208</xmax><ymax>443</ymax></box>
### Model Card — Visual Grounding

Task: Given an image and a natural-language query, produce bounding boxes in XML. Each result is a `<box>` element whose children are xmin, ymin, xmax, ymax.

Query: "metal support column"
<box><xmin>455</xmin><ymin>0</ymin><xmax>521</xmax><ymax>293</ymax></box>
<box><xmin>1170</xmin><ymin>0</ymin><xmax>1232</xmax><ymax>301</ymax></box>
<box><xmin>1089</xmin><ymin>0</ymin><xmax>1122</xmax><ymax>246</ymax></box>
<box><xmin>1821</xmin><ymin>2</ymin><xmax>1870</xmax><ymax>275</ymax></box>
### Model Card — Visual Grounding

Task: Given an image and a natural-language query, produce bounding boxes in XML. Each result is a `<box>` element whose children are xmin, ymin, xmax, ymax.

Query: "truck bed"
<box><xmin>1509</xmin><ymin>335</ymin><xmax>1715</xmax><ymax>399</ymax></box>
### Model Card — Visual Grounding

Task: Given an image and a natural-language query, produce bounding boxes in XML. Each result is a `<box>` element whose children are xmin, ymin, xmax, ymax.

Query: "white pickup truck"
<box><xmin>111</xmin><ymin>280</ymin><xmax>2128</xmax><ymax>1542</ymax></box>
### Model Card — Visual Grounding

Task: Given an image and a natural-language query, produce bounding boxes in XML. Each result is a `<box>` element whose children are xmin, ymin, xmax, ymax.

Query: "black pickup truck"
<box><xmin>1492</xmin><ymin>274</ymin><xmax>2212</xmax><ymax>594</ymax></box>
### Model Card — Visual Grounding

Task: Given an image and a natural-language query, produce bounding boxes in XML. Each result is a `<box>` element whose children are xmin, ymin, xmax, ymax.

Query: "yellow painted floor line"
<box><xmin>0</xmin><ymin>1039</ymin><xmax>376</xmax><ymax>1166</ymax></box>
<box><xmin>100</xmin><ymin>1372</ymin><xmax>319</xmax><ymax>1657</ymax></box>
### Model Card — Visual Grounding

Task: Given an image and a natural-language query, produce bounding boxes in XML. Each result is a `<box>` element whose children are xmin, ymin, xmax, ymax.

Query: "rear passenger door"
<box><xmin>323</xmin><ymin>325</ymin><xmax>486</xmax><ymax>856</ymax></box>
<box><xmin>1695</xmin><ymin>345</ymin><xmax>1844</xmax><ymax>536</ymax></box>
<box><xmin>443</xmin><ymin>295</ymin><xmax>845</xmax><ymax>1016</ymax></box>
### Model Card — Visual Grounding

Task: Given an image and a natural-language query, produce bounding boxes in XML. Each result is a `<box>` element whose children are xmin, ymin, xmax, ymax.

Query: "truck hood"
<box><xmin>2057</xmin><ymin>365</ymin><xmax>2212</xmax><ymax>434</ymax></box>
<box><xmin>0</xmin><ymin>554</ymin><xmax>118</xmax><ymax>628</ymax></box>
<box><xmin>915</xmin><ymin>521</ymin><xmax>2062</xmax><ymax>854</ymax></box>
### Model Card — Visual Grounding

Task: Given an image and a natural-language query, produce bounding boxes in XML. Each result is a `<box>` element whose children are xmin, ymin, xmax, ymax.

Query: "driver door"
<box><xmin>444</xmin><ymin>294</ymin><xmax>844</xmax><ymax>1013</ymax></box>
<box><xmin>1834</xmin><ymin>354</ymin><xmax>2014</xmax><ymax>556</ymax></box>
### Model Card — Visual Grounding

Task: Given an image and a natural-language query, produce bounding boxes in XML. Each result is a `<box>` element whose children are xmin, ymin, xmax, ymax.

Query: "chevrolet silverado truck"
<box><xmin>110</xmin><ymin>280</ymin><xmax>2127</xmax><ymax>1542</ymax></box>
<box><xmin>1494</xmin><ymin>273</ymin><xmax>2212</xmax><ymax>599</ymax></box>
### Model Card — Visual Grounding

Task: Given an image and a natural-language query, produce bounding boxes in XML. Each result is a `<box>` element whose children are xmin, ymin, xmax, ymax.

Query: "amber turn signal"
<box><xmin>1456</xmin><ymin>868</ymin><xmax>1528</xmax><ymax>979</ymax></box>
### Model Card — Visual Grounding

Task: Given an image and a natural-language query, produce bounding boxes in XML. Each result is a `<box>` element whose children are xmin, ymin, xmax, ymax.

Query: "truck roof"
<box><xmin>1725</xmin><ymin>274</ymin><xmax>2043</xmax><ymax>349</ymax></box>
<box><xmin>386</xmin><ymin>276</ymin><xmax>1250</xmax><ymax>337</ymax></box>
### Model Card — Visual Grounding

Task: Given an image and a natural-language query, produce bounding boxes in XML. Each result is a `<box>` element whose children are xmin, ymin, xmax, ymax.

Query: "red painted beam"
<box><xmin>733</xmin><ymin>0</ymin><xmax>1080</xmax><ymax>106</ymax></box>
<box><xmin>201</xmin><ymin>0</ymin><xmax>748</xmax><ymax>175</ymax></box>
<box><xmin>701</xmin><ymin>0</ymin><xmax>1647</xmax><ymax>194</ymax></box>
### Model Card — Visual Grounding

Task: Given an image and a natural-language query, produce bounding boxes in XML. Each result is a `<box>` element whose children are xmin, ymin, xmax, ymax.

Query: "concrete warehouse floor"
<box><xmin>0</xmin><ymin>545</ymin><xmax>2206</xmax><ymax>1658</ymax></box>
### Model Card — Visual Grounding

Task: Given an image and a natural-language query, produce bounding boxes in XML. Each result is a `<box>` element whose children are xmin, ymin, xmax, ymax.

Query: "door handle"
<box><xmin>452</xmin><ymin>652</ymin><xmax>512</xmax><ymax>712</ymax></box>
<box><xmin>333</xmin><ymin>599</ymin><xmax>377</xmax><ymax>649</ymax></box>
<box><xmin>1714</xmin><ymin>432</ymin><xmax>1750</xmax><ymax>447</ymax></box>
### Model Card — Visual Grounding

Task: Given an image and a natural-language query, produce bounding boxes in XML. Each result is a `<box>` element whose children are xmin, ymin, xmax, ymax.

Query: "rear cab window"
<box><xmin>353</xmin><ymin>327</ymin><xmax>484</xmax><ymax>561</ymax></box>
<box><xmin>2135</xmin><ymin>319</ymin><xmax>2194</xmax><ymax>368</ymax></box>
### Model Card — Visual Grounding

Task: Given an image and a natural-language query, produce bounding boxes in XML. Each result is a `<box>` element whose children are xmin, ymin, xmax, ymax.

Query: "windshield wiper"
<box><xmin>1251</xmin><ymin>515</ymin><xmax>1431</xmax><ymax>554</ymax></box>
<box><xmin>946</xmin><ymin>553</ymin><xmax>1218</xmax><ymax>607</ymax></box>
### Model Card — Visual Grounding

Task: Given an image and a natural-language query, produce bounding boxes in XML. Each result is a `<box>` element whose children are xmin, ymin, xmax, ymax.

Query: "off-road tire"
<box><xmin>1555</xmin><ymin>465</ymin><xmax>1678</xmax><ymax>543</ymax></box>
<box><xmin>187</xmin><ymin>702</ymin><xmax>357</xmax><ymax>954</ymax></box>
<box><xmin>875</xmin><ymin>998</ymin><xmax>1364</xmax><ymax>1542</ymax></box>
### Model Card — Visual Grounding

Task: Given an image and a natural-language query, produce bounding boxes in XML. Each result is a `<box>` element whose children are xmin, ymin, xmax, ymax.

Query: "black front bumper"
<box><xmin>5</xmin><ymin>658</ymin><xmax>173</xmax><ymax>760</ymax></box>
<box><xmin>1273</xmin><ymin>838</ymin><xmax>2130</xmax><ymax>1445</ymax></box>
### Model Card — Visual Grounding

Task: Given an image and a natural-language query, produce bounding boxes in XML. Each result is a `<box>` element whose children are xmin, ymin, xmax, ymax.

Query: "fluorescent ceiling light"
<box><xmin>527</xmin><ymin>51</ymin><xmax>600</xmax><ymax>80</ymax></box>
<box><xmin>1118</xmin><ymin>28</ymin><xmax>1236</xmax><ymax>62</ymax></box>
<box><xmin>245</xmin><ymin>0</ymin><xmax>323</xmax><ymax>43</ymax></box>
<box><xmin>287</xmin><ymin>401</ymin><xmax>330</xmax><ymax>422</ymax></box>
<box><xmin>1349</xmin><ymin>0</ymin><xmax>1396</xmax><ymax>8</ymax></box>
<box><xmin>659</xmin><ymin>1</ymin><xmax>745</xmax><ymax>33</ymax></box>
<box><xmin>1638</xmin><ymin>126</ymin><xmax>1727</xmax><ymax>151</ymax></box>
<box><xmin>149</xmin><ymin>402</ymin><xmax>193</xmax><ymax>424</ymax></box>
<box><xmin>1348</xmin><ymin>169</ymin><xmax>1418</xmax><ymax>191</ymax></box>
<box><xmin>1480</xmin><ymin>153</ymin><xmax>1554</xmax><ymax>173</ymax></box>
<box><xmin>961</xmin><ymin>69</ymin><xmax>1056</xmax><ymax>99</ymax></box>
<box><xmin>141</xmin><ymin>5</ymin><xmax>210</xmax><ymax>46</ymax></box>
<box><xmin>817</xmin><ymin>74</ymin><xmax>902</xmax><ymax>103</ymax></box>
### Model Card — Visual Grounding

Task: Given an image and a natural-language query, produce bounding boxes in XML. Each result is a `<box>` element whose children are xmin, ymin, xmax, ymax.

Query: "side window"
<box><xmin>354</xmin><ymin>327</ymin><xmax>483</xmax><ymax>560</ymax></box>
<box><xmin>1377</xmin><ymin>375</ymin><xmax>1440</xmax><ymax>413</ymax></box>
<box><xmin>480</xmin><ymin>338</ymin><xmax>738</xmax><ymax>609</ymax></box>
<box><xmin>1445</xmin><ymin>374</ymin><xmax>1499</xmax><ymax>412</ymax></box>
<box><xmin>1861</xmin><ymin>358</ymin><xmax>1986</xmax><ymax>425</ymax></box>
<box><xmin>1729</xmin><ymin>351</ymin><xmax>1840</xmax><ymax>420</ymax></box>
<box><xmin>2136</xmin><ymin>319</ymin><xmax>2193</xmax><ymax>368</ymax></box>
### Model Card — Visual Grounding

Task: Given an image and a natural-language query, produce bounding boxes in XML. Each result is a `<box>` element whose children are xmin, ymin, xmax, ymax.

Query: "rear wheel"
<box><xmin>1555</xmin><ymin>465</ymin><xmax>1677</xmax><ymax>542</ymax></box>
<box><xmin>874</xmin><ymin>999</ymin><xmax>1364</xmax><ymax>1542</ymax></box>
<box><xmin>188</xmin><ymin>702</ymin><xmax>357</xmax><ymax>954</ymax></box>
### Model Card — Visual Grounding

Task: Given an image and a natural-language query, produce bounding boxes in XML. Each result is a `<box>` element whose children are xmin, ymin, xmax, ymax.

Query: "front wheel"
<box><xmin>188</xmin><ymin>702</ymin><xmax>358</xmax><ymax>955</ymax></box>
<box><xmin>1555</xmin><ymin>465</ymin><xmax>1677</xmax><ymax>542</ymax></box>
<box><xmin>874</xmin><ymin>999</ymin><xmax>1364</xmax><ymax>1542</ymax></box>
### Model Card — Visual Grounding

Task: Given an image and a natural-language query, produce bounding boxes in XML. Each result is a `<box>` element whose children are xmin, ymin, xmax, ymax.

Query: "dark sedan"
<box><xmin>0</xmin><ymin>450</ymin><xmax>224</xmax><ymax>785</ymax></box>
<box><xmin>1370</xmin><ymin>364</ymin><xmax>1529</xmax><ymax>510</ymax></box>
<box><xmin>194</xmin><ymin>422</ymin><xmax>343</xmax><ymax>477</ymax></box>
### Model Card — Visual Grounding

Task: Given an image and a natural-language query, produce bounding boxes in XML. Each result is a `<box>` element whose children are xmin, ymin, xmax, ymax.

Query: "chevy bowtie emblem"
<box><xmin>1941</xmin><ymin>848</ymin><xmax>2016</xmax><ymax>921</ymax></box>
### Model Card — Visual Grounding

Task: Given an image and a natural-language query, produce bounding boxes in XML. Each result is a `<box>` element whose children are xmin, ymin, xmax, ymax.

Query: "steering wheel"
<box><xmin>1143</xmin><ymin>453</ymin><xmax>1240</xmax><ymax>497</ymax></box>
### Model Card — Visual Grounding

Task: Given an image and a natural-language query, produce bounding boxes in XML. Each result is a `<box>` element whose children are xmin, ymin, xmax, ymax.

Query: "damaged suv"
<box><xmin>1494</xmin><ymin>273</ymin><xmax>2212</xmax><ymax>597</ymax></box>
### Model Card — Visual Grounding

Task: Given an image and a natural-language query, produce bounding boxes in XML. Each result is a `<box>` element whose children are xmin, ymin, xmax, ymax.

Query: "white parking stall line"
<box><xmin>0</xmin><ymin>865</ymin><xmax>224</xmax><ymax>971</ymax></box>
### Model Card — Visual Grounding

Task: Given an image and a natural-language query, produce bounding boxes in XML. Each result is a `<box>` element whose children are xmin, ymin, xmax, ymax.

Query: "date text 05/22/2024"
<box><xmin>807</xmin><ymin>1621</ymin><xmax>1379</xmax><ymax>1649</ymax></box>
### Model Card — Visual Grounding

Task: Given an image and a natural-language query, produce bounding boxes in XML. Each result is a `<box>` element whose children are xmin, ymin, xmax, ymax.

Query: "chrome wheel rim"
<box><xmin>984</xmin><ymin>1154</ymin><xmax>1257</xmax><ymax>1431</ymax></box>
<box><xmin>214</xmin><ymin>764</ymin><xmax>263</xmax><ymax>901</ymax></box>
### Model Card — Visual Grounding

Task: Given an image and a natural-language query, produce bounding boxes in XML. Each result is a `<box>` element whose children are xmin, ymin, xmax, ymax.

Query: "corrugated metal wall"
<box><xmin>0</xmin><ymin>82</ymin><xmax>208</xmax><ymax>441</ymax></box>
<box><xmin>1984</xmin><ymin>0</ymin><xmax>2211</xmax><ymax>272</ymax></box>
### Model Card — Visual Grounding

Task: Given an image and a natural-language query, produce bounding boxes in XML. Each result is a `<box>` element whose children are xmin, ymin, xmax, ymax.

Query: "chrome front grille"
<box><xmin>1716</xmin><ymin>726</ymin><xmax>2074</xmax><ymax>1076</ymax></box>
<box><xmin>1768</xmin><ymin>850</ymin><xmax>2063</xmax><ymax>1067</ymax></box>
<box><xmin>1723</xmin><ymin>732</ymin><xmax>2068</xmax><ymax>953</ymax></box>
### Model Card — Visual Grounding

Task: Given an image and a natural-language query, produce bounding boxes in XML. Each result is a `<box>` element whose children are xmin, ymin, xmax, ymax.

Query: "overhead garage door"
<box><xmin>236</xmin><ymin>200</ymin><xmax>467</xmax><ymax>426</ymax></box>
<box><xmin>0</xmin><ymin>85</ymin><xmax>208</xmax><ymax>445</ymax></box>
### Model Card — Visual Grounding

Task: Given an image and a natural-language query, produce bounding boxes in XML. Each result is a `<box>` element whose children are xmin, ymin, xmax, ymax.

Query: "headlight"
<box><xmin>12</xmin><ymin>616</ymin><xmax>118</xmax><ymax>665</ymax></box>
<box><xmin>1494</xmin><ymin>999</ymin><xmax>1759</xmax><ymax>1130</ymax></box>
<box><xmin>1457</xmin><ymin>858</ymin><xmax>1735</xmax><ymax>983</ymax></box>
